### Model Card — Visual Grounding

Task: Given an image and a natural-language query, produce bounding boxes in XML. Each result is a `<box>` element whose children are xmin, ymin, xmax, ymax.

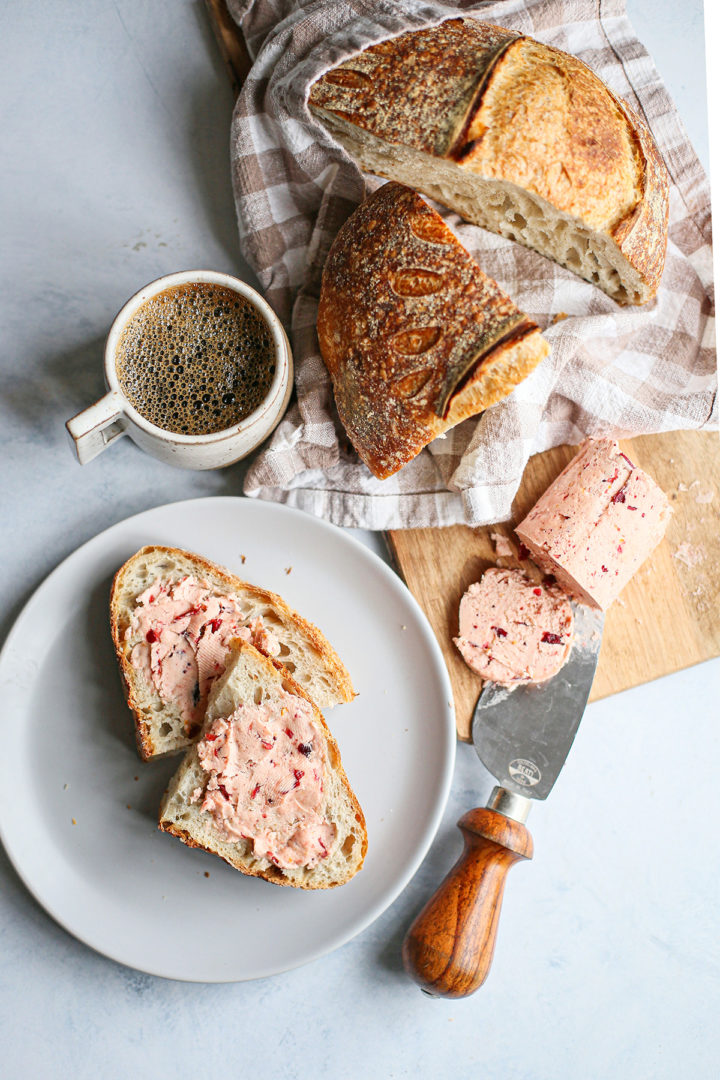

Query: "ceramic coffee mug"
<box><xmin>66</xmin><ymin>269</ymin><xmax>293</xmax><ymax>470</ymax></box>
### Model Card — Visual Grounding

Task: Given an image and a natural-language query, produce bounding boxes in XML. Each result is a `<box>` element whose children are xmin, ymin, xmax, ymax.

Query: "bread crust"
<box><xmin>110</xmin><ymin>545</ymin><xmax>356</xmax><ymax>761</ymax></box>
<box><xmin>317</xmin><ymin>182</ymin><xmax>549</xmax><ymax>478</ymax></box>
<box><xmin>309</xmin><ymin>18</ymin><xmax>669</xmax><ymax>303</ymax></box>
<box><xmin>606</xmin><ymin>94</ymin><xmax>669</xmax><ymax>298</ymax></box>
<box><xmin>310</xmin><ymin>20</ymin><xmax>520</xmax><ymax>158</ymax></box>
<box><xmin>158</xmin><ymin>640</ymin><xmax>367</xmax><ymax>889</ymax></box>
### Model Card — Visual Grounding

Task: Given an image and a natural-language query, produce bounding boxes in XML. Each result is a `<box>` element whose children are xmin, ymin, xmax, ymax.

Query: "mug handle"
<box><xmin>65</xmin><ymin>390</ymin><xmax>128</xmax><ymax>464</ymax></box>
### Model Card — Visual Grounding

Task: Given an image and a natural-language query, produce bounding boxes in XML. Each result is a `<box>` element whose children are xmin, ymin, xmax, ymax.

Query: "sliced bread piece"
<box><xmin>158</xmin><ymin>640</ymin><xmax>367</xmax><ymax>888</ymax></box>
<box><xmin>111</xmin><ymin>545</ymin><xmax>355</xmax><ymax>761</ymax></box>
<box><xmin>309</xmin><ymin>18</ymin><xmax>669</xmax><ymax>305</ymax></box>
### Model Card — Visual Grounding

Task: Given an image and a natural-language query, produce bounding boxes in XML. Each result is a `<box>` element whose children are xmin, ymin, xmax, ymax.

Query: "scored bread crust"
<box><xmin>309</xmin><ymin>18</ymin><xmax>669</xmax><ymax>305</ymax></box>
<box><xmin>317</xmin><ymin>181</ymin><xmax>549</xmax><ymax>479</ymax></box>
<box><xmin>110</xmin><ymin>545</ymin><xmax>355</xmax><ymax>762</ymax></box>
<box><xmin>158</xmin><ymin>640</ymin><xmax>367</xmax><ymax>889</ymax></box>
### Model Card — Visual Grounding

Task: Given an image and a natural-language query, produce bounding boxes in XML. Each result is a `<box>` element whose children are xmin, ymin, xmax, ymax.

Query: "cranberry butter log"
<box><xmin>515</xmin><ymin>439</ymin><xmax>672</xmax><ymax>610</ymax></box>
<box><xmin>454</xmin><ymin>568</ymin><xmax>573</xmax><ymax>685</ymax></box>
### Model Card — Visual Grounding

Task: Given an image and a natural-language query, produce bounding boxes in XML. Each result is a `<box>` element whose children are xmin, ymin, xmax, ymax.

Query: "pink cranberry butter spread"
<box><xmin>126</xmin><ymin>575</ymin><xmax>281</xmax><ymax>734</ymax></box>
<box><xmin>193</xmin><ymin>690</ymin><xmax>336</xmax><ymax>869</ymax></box>
<box><xmin>454</xmin><ymin>568</ymin><xmax>573</xmax><ymax>685</ymax></box>
<box><xmin>515</xmin><ymin>438</ymin><xmax>671</xmax><ymax>610</ymax></box>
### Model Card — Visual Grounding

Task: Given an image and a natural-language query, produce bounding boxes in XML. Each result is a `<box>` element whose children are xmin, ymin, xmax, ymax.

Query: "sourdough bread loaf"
<box><xmin>317</xmin><ymin>181</ymin><xmax>549</xmax><ymax>479</ymax></box>
<box><xmin>158</xmin><ymin>640</ymin><xmax>367</xmax><ymax>889</ymax></box>
<box><xmin>309</xmin><ymin>18</ymin><xmax>669</xmax><ymax>305</ymax></box>
<box><xmin>111</xmin><ymin>545</ymin><xmax>355</xmax><ymax>761</ymax></box>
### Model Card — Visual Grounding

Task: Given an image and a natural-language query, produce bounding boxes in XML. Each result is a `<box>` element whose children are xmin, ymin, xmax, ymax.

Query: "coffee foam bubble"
<box><xmin>115</xmin><ymin>283</ymin><xmax>275</xmax><ymax>435</ymax></box>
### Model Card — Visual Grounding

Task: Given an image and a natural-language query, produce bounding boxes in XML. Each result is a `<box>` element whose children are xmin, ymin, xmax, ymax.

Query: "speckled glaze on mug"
<box><xmin>66</xmin><ymin>270</ymin><xmax>292</xmax><ymax>470</ymax></box>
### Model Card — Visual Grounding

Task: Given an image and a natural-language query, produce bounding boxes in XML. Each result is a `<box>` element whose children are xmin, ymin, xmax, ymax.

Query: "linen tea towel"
<box><xmin>228</xmin><ymin>0</ymin><xmax>716</xmax><ymax>529</ymax></box>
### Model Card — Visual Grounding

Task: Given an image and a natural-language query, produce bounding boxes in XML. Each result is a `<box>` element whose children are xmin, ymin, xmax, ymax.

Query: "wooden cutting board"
<box><xmin>388</xmin><ymin>430</ymin><xmax>720</xmax><ymax>739</ymax></box>
<box><xmin>203</xmin><ymin>1</ymin><xmax>719</xmax><ymax>739</ymax></box>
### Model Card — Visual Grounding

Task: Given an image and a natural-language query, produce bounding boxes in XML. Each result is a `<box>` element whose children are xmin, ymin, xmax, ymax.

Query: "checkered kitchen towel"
<box><xmin>228</xmin><ymin>0</ymin><xmax>716</xmax><ymax>530</ymax></box>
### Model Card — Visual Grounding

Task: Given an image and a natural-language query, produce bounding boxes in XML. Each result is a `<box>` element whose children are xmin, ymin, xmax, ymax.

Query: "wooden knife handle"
<box><xmin>402</xmin><ymin>807</ymin><xmax>534</xmax><ymax>998</ymax></box>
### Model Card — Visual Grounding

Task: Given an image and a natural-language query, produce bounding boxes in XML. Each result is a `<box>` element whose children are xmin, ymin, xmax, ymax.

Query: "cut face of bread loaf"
<box><xmin>317</xmin><ymin>181</ymin><xmax>549</xmax><ymax>479</ymax></box>
<box><xmin>158</xmin><ymin>641</ymin><xmax>367</xmax><ymax>889</ymax></box>
<box><xmin>309</xmin><ymin>18</ymin><xmax>669</xmax><ymax>305</ymax></box>
<box><xmin>110</xmin><ymin>546</ymin><xmax>355</xmax><ymax>761</ymax></box>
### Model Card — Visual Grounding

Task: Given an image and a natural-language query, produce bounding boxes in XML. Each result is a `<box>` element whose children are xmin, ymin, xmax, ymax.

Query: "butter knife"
<box><xmin>402</xmin><ymin>602</ymin><xmax>604</xmax><ymax>998</ymax></box>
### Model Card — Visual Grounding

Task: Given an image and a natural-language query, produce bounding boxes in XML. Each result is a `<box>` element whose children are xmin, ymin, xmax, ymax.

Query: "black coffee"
<box><xmin>115</xmin><ymin>282</ymin><xmax>276</xmax><ymax>435</ymax></box>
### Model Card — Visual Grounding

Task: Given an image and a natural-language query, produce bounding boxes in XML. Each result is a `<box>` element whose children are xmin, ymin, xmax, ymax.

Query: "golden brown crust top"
<box><xmin>309</xmin><ymin>19</ymin><xmax>520</xmax><ymax>158</ymax></box>
<box><xmin>317</xmin><ymin>182</ymin><xmax>542</xmax><ymax>479</ymax></box>
<box><xmin>460</xmin><ymin>38</ymin><xmax>642</xmax><ymax>233</ymax></box>
<box><xmin>310</xmin><ymin>18</ymin><xmax>669</xmax><ymax>296</ymax></box>
<box><xmin>608</xmin><ymin>95</ymin><xmax>669</xmax><ymax>296</ymax></box>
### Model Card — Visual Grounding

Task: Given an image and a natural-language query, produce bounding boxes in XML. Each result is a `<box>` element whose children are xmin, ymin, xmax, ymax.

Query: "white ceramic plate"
<box><xmin>0</xmin><ymin>497</ymin><xmax>455</xmax><ymax>982</ymax></box>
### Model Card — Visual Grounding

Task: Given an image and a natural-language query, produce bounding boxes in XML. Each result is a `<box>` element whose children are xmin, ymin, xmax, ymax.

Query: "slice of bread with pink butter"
<box><xmin>159</xmin><ymin>640</ymin><xmax>367</xmax><ymax>888</ymax></box>
<box><xmin>111</xmin><ymin>546</ymin><xmax>355</xmax><ymax>762</ymax></box>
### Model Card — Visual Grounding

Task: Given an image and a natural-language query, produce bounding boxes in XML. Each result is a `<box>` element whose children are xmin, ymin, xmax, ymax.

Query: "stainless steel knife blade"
<box><xmin>472</xmin><ymin>602</ymin><xmax>605</xmax><ymax>802</ymax></box>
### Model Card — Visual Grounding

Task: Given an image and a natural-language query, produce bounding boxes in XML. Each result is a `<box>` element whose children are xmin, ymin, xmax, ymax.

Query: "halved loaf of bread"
<box><xmin>111</xmin><ymin>546</ymin><xmax>355</xmax><ymax>761</ymax></box>
<box><xmin>158</xmin><ymin>640</ymin><xmax>367</xmax><ymax>888</ymax></box>
<box><xmin>317</xmin><ymin>182</ymin><xmax>549</xmax><ymax>478</ymax></box>
<box><xmin>309</xmin><ymin>18</ymin><xmax>669</xmax><ymax>305</ymax></box>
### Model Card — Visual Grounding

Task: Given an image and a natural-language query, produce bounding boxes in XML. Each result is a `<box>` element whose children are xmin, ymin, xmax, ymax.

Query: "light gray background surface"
<box><xmin>1</xmin><ymin>2</ymin><xmax>717</xmax><ymax>1078</ymax></box>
